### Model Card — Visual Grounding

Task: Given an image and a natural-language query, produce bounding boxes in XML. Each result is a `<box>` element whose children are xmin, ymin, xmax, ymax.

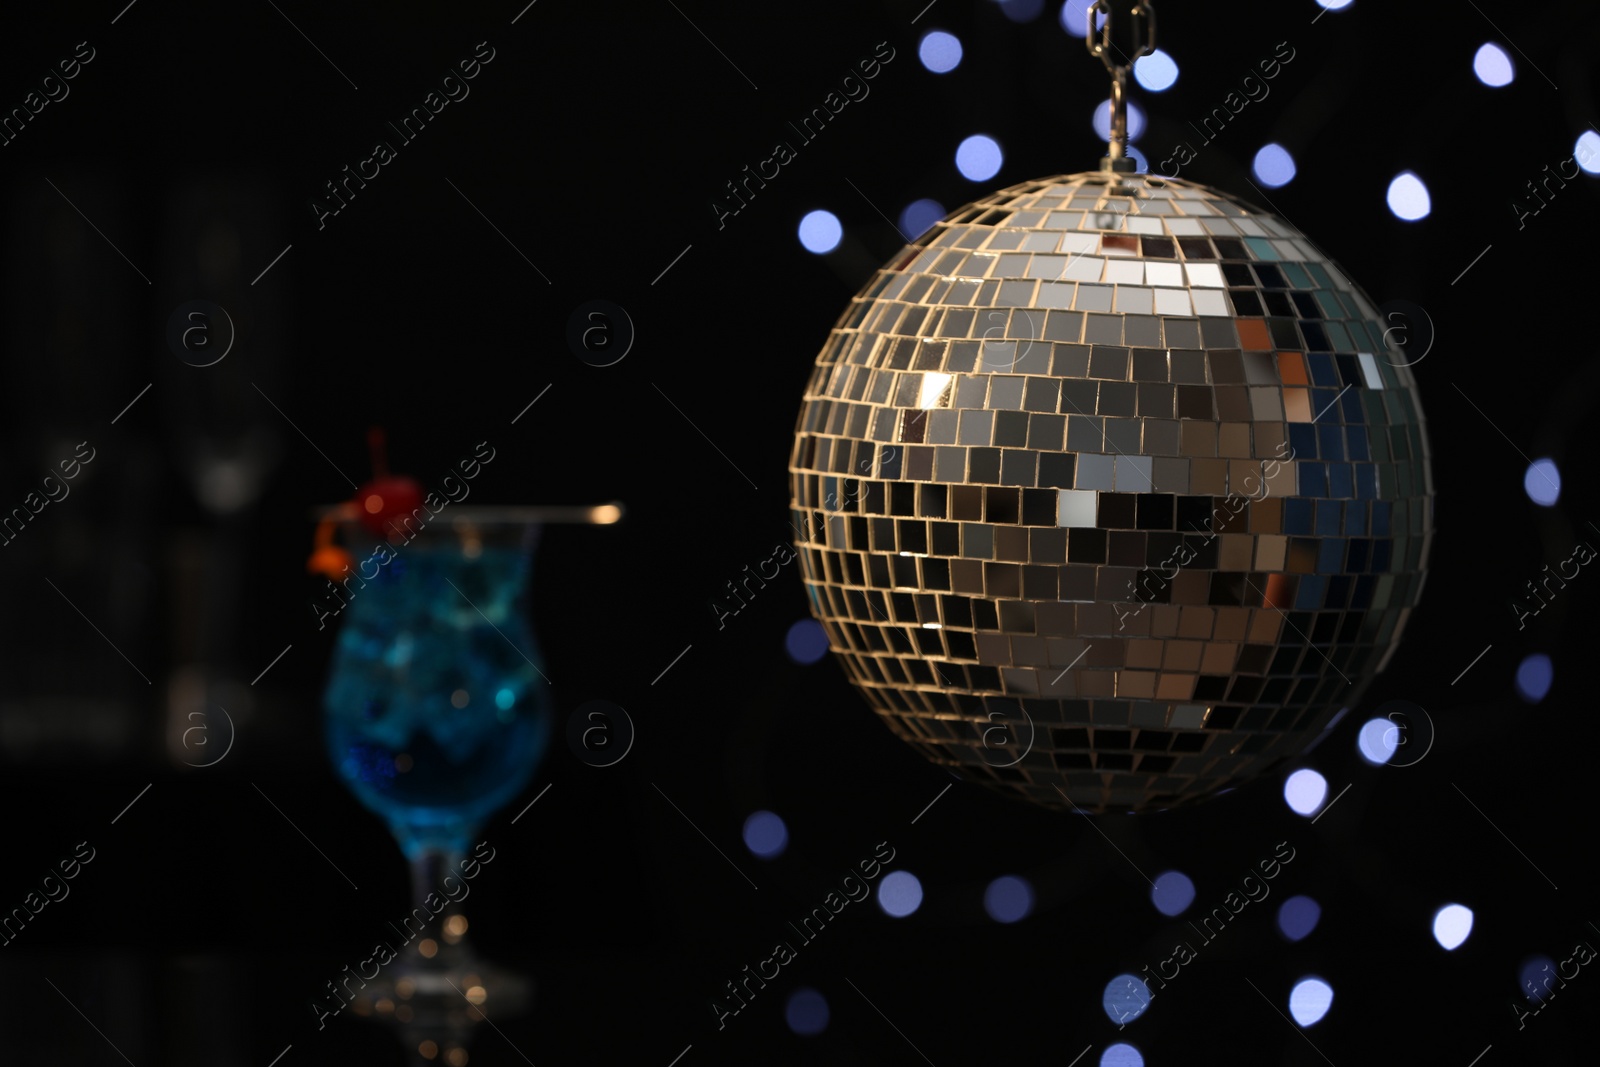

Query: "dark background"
<box><xmin>2</xmin><ymin>1</ymin><xmax>1599</xmax><ymax>1063</ymax></box>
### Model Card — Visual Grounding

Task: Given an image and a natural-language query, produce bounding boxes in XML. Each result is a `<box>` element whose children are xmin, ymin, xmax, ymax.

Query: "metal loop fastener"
<box><xmin>1085</xmin><ymin>1</ymin><xmax>1157</xmax><ymax>168</ymax></box>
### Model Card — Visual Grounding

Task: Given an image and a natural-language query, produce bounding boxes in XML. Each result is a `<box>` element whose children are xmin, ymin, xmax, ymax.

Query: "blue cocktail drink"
<box><xmin>324</xmin><ymin>537</ymin><xmax>551</xmax><ymax>859</ymax></box>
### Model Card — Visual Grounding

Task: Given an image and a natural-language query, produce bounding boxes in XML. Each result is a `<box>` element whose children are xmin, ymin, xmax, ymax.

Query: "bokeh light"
<box><xmin>1151</xmin><ymin>871</ymin><xmax>1196</xmax><ymax>917</ymax></box>
<box><xmin>1473</xmin><ymin>43</ymin><xmax>1514</xmax><ymax>87</ymax></box>
<box><xmin>1523</xmin><ymin>458</ymin><xmax>1560</xmax><ymax>506</ymax></box>
<box><xmin>1577</xmin><ymin>131</ymin><xmax>1600</xmax><ymax>175</ymax></box>
<box><xmin>742</xmin><ymin>810</ymin><xmax>788</xmax><ymax>859</ymax></box>
<box><xmin>984</xmin><ymin>875</ymin><xmax>1035</xmax><ymax>923</ymax></box>
<box><xmin>1515</xmin><ymin>654</ymin><xmax>1553</xmax><ymax>703</ymax></box>
<box><xmin>1284</xmin><ymin>769</ymin><xmax>1328</xmax><ymax>816</ymax></box>
<box><xmin>1387</xmin><ymin>172</ymin><xmax>1431</xmax><ymax>221</ymax></box>
<box><xmin>1520</xmin><ymin>956</ymin><xmax>1560</xmax><ymax>1002</ymax></box>
<box><xmin>785</xmin><ymin>987</ymin><xmax>829</xmax><ymax>1035</ymax></box>
<box><xmin>877</xmin><ymin>870</ymin><xmax>923</xmax><ymax>917</ymax></box>
<box><xmin>1253</xmin><ymin>143</ymin><xmax>1297</xmax><ymax>188</ymax></box>
<box><xmin>1060</xmin><ymin>1</ymin><xmax>1107</xmax><ymax>37</ymax></box>
<box><xmin>955</xmin><ymin>135</ymin><xmax>1004</xmax><ymax>181</ymax></box>
<box><xmin>784</xmin><ymin>619</ymin><xmax>830</xmax><ymax>664</ymax></box>
<box><xmin>1315</xmin><ymin>0</ymin><xmax>1354</xmax><ymax>9</ymax></box>
<box><xmin>918</xmin><ymin>31</ymin><xmax>963</xmax><ymax>74</ymax></box>
<box><xmin>797</xmin><ymin>210</ymin><xmax>842</xmax><ymax>253</ymax></box>
<box><xmin>997</xmin><ymin>0</ymin><xmax>1045</xmax><ymax>22</ymax></box>
<box><xmin>1433</xmin><ymin>904</ymin><xmax>1474</xmax><ymax>950</ymax></box>
<box><xmin>1102</xmin><ymin>974</ymin><xmax>1153</xmax><ymax>1026</ymax></box>
<box><xmin>1093</xmin><ymin>99</ymin><xmax>1147</xmax><ymax>143</ymax></box>
<box><xmin>1277</xmin><ymin>896</ymin><xmax>1322</xmax><ymax>942</ymax></box>
<box><xmin>899</xmin><ymin>198</ymin><xmax>945</xmax><ymax>240</ymax></box>
<box><xmin>1289</xmin><ymin>978</ymin><xmax>1334</xmax><ymax>1026</ymax></box>
<box><xmin>1125</xmin><ymin>145</ymin><xmax>1149</xmax><ymax>173</ymax></box>
<box><xmin>1356</xmin><ymin>717</ymin><xmax>1399</xmax><ymax>764</ymax></box>
<box><xmin>1133</xmin><ymin>49</ymin><xmax>1178</xmax><ymax>92</ymax></box>
<box><xmin>1101</xmin><ymin>1044</ymin><xmax>1144</xmax><ymax>1067</ymax></box>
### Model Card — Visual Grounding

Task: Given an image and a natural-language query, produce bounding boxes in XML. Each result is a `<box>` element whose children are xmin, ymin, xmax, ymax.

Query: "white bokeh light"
<box><xmin>1284</xmin><ymin>769</ymin><xmax>1328</xmax><ymax>816</ymax></box>
<box><xmin>955</xmin><ymin>135</ymin><xmax>1004</xmax><ymax>181</ymax></box>
<box><xmin>1252</xmin><ymin>143</ymin><xmax>1297</xmax><ymax>188</ymax></box>
<box><xmin>1473</xmin><ymin>43</ymin><xmax>1514</xmax><ymax>87</ymax></box>
<box><xmin>1577</xmin><ymin>131</ymin><xmax>1600</xmax><ymax>175</ymax></box>
<box><xmin>1093</xmin><ymin>99</ymin><xmax>1147</xmax><ymax>143</ymax></box>
<box><xmin>1433</xmin><ymin>904</ymin><xmax>1475</xmax><ymax>950</ymax></box>
<box><xmin>797</xmin><ymin>210</ymin><xmax>842</xmax><ymax>254</ymax></box>
<box><xmin>1315</xmin><ymin>0</ymin><xmax>1354</xmax><ymax>9</ymax></box>
<box><xmin>1133</xmin><ymin>49</ymin><xmax>1178</xmax><ymax>92</ymax></box>
<box><xmin>1357</xmin><ymin>717</ymin><xmax>1398</xmax><ymax>764</ymax></box>
<box><xmin>1060</xmin><ymin>2</ymin><xmax>1107</xmax><ymax>37</ymax></box>
<box><xmin>1387</xmin><ymin>172</ymin><xmax>1431</xmax><ymax>221</ymax></box>
<box><xmin>1289</xmin><ymin>978</ymin><xmax>1334</xmax><ymax>1026</ymax></box>
<box><xmin>918</xmin><ymin>31</ymin><xmax>963</xmax><ymax>74</ymax></box>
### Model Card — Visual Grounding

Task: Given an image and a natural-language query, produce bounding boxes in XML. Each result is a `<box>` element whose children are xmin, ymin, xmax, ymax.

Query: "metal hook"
<box><xmin>1085</xmin><ymin>1</ymin><xmax>1156</xmax><ymax>171</ymax></box>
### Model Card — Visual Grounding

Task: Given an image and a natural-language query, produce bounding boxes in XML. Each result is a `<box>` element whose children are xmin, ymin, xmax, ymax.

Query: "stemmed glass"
<box><xmin>319</xmin><ymin>504</ymin><xmax>619</xmax><ymax>1062</ymax></box>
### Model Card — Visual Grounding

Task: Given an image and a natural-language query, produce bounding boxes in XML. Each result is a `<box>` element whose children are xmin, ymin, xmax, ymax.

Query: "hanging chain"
<box><xmin>1086</xmin><ymin>1</ymin><xmax>1156</xmax><ymax>170</ymax></box>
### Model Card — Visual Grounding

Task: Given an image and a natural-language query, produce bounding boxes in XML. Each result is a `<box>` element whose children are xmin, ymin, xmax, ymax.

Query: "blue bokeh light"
<box><xmin>899</xmin><ymin>198</ymin><xmax>945</xmax><ymax>240</ymax></box>
<box><xmin>784</xmin><ymin>619</ymin><xmax>830</xmax><ymax>665</ymax></box>
<box><xmin>1101</xmin><ymin>1044</ymin><xmax>1144</xmax><ymax>1067</ymax></box>
<box><xmin>1102</xmin><ymin>974</ymin><xmax>1153</xmax><ymax>1026</ymax></box>
<box><xmin>1253</xmin><ymin>143</ymin><xmax>1297</xmax><ymax>188</ymax></box>
<box><xmin>983</xmin><ymin>875</ymin><xmax>1035</xmax><ymax>923</ymax></box>
<box><xmin>1524</xmin><ymin>458</ymin><xmax>1560</xmax><ymax>506</ymax></box>
<box><xmin>785</xmin><ymin>987</ymin><xmax>829</xmax><ymax>1035</ymax></box>
<box><xmin>918</xmin><ymin>31</ymin><xmax>963</xmax><ymax>74</ymax></box>
<box><xmin>1151</xmin><ymin>870</ymin><xmax>1196</xmax><ymax>917</ymax></box>
<box><xmin>1133</xmin><ymin>49</ymin><xmax>1178</xmax><ymax>92</ymax></box>
<box><xmin>742</xmin><ymin>810</ymin><xmax>788</xmax><ymax>859</ymax></box>
<box><xmin>877</xmin><ymin>870</ymin><xmax>924</xmax><ymax>917</ymax></box>
<box><xmin>1515</xmin><ymin>654</ymin><xmax>1553</xmax><ymax>703</ymax></box>
<box><xmin>997</xmin><ymin>0</ymin><xmax>1045</xmax><ymax>22</ymax></box>
<box><xmin>955</xmin><ymin>135</ymin><xmax>1004</xmax><ymax>181</ymax></box>
<box><xmin>1277</xmin><ymin>895</ymin><xmax>1321</xmax><ymax>942</ymax></box>
<box><xmin>1520</xmin><ymin>955</ymin><xmax>1560</xmax><ymax>1002</ymax></box>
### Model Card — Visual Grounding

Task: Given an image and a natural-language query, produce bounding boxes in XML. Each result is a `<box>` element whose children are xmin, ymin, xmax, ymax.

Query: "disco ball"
<box><xmin>787</xmin><ymin>170</ymin><xmax>1432</xmax><ymax>814</ymax></box>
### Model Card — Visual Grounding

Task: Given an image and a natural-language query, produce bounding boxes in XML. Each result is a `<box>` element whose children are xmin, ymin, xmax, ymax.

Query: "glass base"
<box><xmin>348</xmin><ymin>939</ymin><xmax>533</xmax><ymax>1065</ymax></box>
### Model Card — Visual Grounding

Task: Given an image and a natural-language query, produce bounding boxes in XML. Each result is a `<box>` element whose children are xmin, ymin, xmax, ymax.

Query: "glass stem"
<box><xmin>408</xmin><ymin>846</ymin><xmax>466</xmax><ymax>960</ymax></box>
